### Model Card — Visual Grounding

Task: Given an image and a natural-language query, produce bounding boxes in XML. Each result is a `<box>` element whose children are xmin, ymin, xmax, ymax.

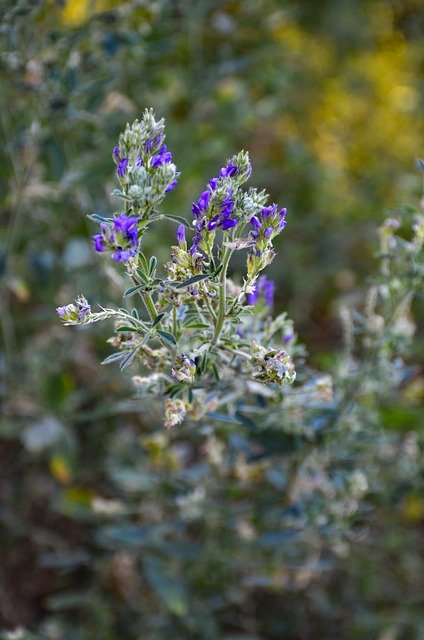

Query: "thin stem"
<box><xmin>144</xmin><ymin>291</ymin><xmax>158</xmax><ymax>321</ymax></box>
<box><xmin>172</xmin><ymin>305</ymin><xmax>178</xmax><ymax>337</ymax></box>
<box><xmin>211</xmin><ymin>247</ymin><xmax>232</xmax><ymax>346</ymax></box>
<box><xmin>202</xmin><ymin>289</ymin><xmax>217</xmax><ymax>322</ymax></box>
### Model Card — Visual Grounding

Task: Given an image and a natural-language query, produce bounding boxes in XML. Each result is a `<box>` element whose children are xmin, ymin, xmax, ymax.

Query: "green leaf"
<box><xmin>111</xmin><ymin>188</ymin><xmax>130</xmax><ymax>200</ymax></box>
<box><xmin>234</xmin><ymin>411</ymin><xmax>257</xmax><ymax>431</ymax></box>
<box><xmin>149</xmin><ymin>255</ymin><xmax>157</xmax><ymax>276</ymax></box>
<box><xmin>156</xmin><ymin>213</ymin><xmax>191</xmax><ymax>228</ymax></box>
<box><xmin>165</xmin><ymin>383</ymin><xmax>184</xmax><ymax>397</ymax></box>
<box><xmin>115</xmin><ymin>326</ymin><xmax>138</xmax><ymax>333</ymax></box>
<box><xmin>87</xmin><ymin>213</ymin><xmax>112</xmax><ymax>223</ymax></box>
<box><xmin>119</xmin><ymin>348</ymin><xmax>139</xmax><ymax>370</ymax></box>
<box><xmin>136</xmin><ymin>269</ymin><xmax>150</xmax><ymax>284</ymax></box>
<box><xmin>211</xmin><ymin>264</ymin><xmax>223</xmax><ymax>278</ymax></box>
<box><xmin>124</xmin><ymin>284</ymin><xmax>145</xmax><ymax>297</ymax></box>
<box><xmin>183</xmin><ymin>322</ymin><xmax>210</xmax><ymax>329</ymax></box>
<box><xmin>152</xmin><ymin>313</ymin><xmax>165</xmax><ymax>327</ymax></box>
<box><xmin>196</xmin><ymin>354</ymin><xmax>208</xmax><ymax>375</ymax></box>
<box><xmin>156</xmin><ymin>329</ymin><xmax>177</xmax><ymax>346</ymax></box>
<box><xmin>144</xmin><ymin>557</ymin><xmax>189</xmax><ymax>617</ymax></box>
<box><xmin>175</xmin><ymin>274</ymin><xmax>209</xmax><ymax>289</ymax></box>
<box><xmin>102</xmin><ymin>351</ymin><xmax>129</xmax><ymax>365</ymax></box>
<box><xmin>138</xmin><ymin>252</ymin><xmax>150</xmax><ymax>274</ymax></box>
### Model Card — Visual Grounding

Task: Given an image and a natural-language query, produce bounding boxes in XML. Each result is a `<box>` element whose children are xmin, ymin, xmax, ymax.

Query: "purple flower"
<box><xmin>246</xmin><ymin>275</ymin><xmax>275</xmax><ymax>308</ymax></box>
<box><xmin>192</xmin><ymin>190</ymin><xmax>211</xmax><ymax>218</ymax></box>
<box><xmin>249</xmin><ymin>204</ymin><xmax>287</xmax><ymax>250</ymax></box>
<box><xmin>250</xmin><ymin>215</ymin><xmax>261</xmax><ymax>230</ymax></box>
<box><xmin>176</xmin><ymin>224</ymin><xmax>186</xmax><ymax>245</ymax></box>
<box><xmin>93</xmin><ymin>233</ymin><xmax>106</xmax><ymax>253</ymax></box>
<box><xmin>220</xmin><ymin>217</ymin><xmax>238</xmax><ymax>230</ymax></box>
<box><xmin>278</xmin><ymin>208</ymin><xmax>287</xmax><ymax>231</ymax></box>
<box><xmin>78</xmin><ymin>303</ymin><xmax>91</xmax><ymax>320</ymax></box>
<box><xmin>207</xmin><ymin>215</ymin><xmax>220</xmax><ymax>231</ymax></box>
<box><xmin>56</xmin><ymin>296</ymin><xmax>91</xmax><ymax>323</ymax></box>
<box><xmin>93</xmin><ymin>213</ymin><xmax>139</xmax><ymax>262</ymax></box>
<box><xmin>220</xmin><ymin>162</ymin><xmax>237</xmax><ymax>178</ymax></box>
<box><xmin>151</xmin><ymin>144</ymin><xmax>172</xmax><ymax>167</ymax></box>
<box><xmin>113</xmin><ymin>146</ymin><xmax>120</xmax><ymax>158</ymax></box>
<box><xmin>209</xmin><ymin>177</ymin><xmax>219</xmax><ymax>191</ymax></box>
<box><xmin>218</xmin><ymin>188</ymin><xmax>237</xmax><ymax>229</ymax></box>
<box><xmin>145</xmin><ymin>133</ymin><xmax>164</xmax><ymax>154</ymax></box>
<box><xmin>165</xmin><ymin>179</ymin><xmax>178</xmax><ymax>193</ymax></box>
<box><xmin>117</xmin><ymin>157</ymin><xmax>128</xmax><ymax>177</ymax></box>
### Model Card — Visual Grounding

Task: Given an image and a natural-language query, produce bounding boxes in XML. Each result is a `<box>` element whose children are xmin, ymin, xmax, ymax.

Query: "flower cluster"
<box><xmin>57</xmin><ymin>295</ymin><xmax>91</xmax><ymax>324</ymax></box>
<box><xmin>165</xmin><ymin>224</ymin><xmax>203</xmax><ymax>287</ymax></box>
<box><xmin>172</xmin><ymin>353</ymin><xmax>196</xmax><ymax>383</ymax></box>
<box><xmin>190</xmin><ymin>151</ymin><xmax>252</xmax><ymax>255</ymax></box>
<box><xmin>251</xmin><ymin>345</ymin><xmax>296</xmax><ymax>385</ymax></box>
<box><xmin>112</xmin><ymin>108</ymin><xmax>179</xmax><ymax>213</ymax></box>
<box><xmin>247</xmin><ymin>204</ymin><xmax>287</xmax><ymax>278</ymax></box>
<box><xmin>246</xmin><ymin>274</ymin><xmax>276</xmax><ymax>308</ymax></box>
<box><xmin>164</xmin><ymin>398</ymin><xmax>188</xmax><ymax>429</ymax></box>
<box><xmin>93</xmin><ymin>213</ymin><xmax>139</xmax><ymax>262</ymax></box>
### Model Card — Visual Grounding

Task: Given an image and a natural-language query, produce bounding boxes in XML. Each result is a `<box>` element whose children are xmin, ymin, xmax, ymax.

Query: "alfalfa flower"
<box><xmin>92</xmin><ymin>213</ymin><xmax>139</xmax><ymax>262</ymax></box>
<box><xmin>57</xmin><ymin>295</ymin><xmax>91</xmax><ymax>324</ymax></box>
<box><xmin>172</xmin><ymin>353</ymin><xmax>196</xmax><ymax>383</ymax></box>
<box><xmin>164</xmin><ymin>398</ymin><xmax>187</xmax><ymax>429</ymax></box>
<box><xmin>246</xmin><ymin>274</ymin><xmax>276</xmax><ymax>309</ymax></box>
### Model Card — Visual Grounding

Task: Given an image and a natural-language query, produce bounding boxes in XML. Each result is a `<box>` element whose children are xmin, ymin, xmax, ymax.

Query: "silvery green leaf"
<box><xmin>110</xmin><ymin>188</ymin><xmax>130</xmax><ymax>200</ymax></box>
<box><xmin>148</xmin><ymin>256</ymin><xmax>157</xmax><ymax>276</ymax></box>
<box><xmin>87</xmin><ymin>213</ymin><xmax>112</xmax><ymax>223</ymax></box>
<box><xmin>175</xmin><ymin>274</ymin><xmax>209</xmax><ymax>289</ymax></box>
<box><xmin>156</xmin><ymin>329</ymin><xmax>177</xmax><ymax>346</ymax></box>
<box><xmin>124</xmin><ymin>284</ymin><xmax>145</xmax><ymax>297</ymax></box>
<box><xmin>152</xmin><ymin>313</ymin><xmax>165</xmax><ymax>327</ymax></box>
<box><xmin>120</xmin><ymin>348</ymin><xmax>140</xmax><ymax>370</ymax></box>
<box><xmin>102</xmin><ymin>351</ymin><xmax>129</xmax><ymax>365</ymax></box>
<box><xmin>154</xmin><ymin>213</ymin><xmax>191</xmax><ymax>228</ymax></box>
<box><xmin>223</xmin><ymin>238</ymin><xmax>255</xmax><ymax>250</ymax></box>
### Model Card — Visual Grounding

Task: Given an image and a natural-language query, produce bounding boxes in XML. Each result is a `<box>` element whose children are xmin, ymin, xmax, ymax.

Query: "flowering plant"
<box><xmin>57</xmin><ymin>109</ymin><xmax>298</xmax><ymax>429</ymax></box>
<box><xmin>51</xmin><ymin>114</ymin><xmax>424</xmax><ymax>638</ymax></box>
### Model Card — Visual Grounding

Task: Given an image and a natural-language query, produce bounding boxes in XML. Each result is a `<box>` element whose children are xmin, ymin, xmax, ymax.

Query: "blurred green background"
<box><xmin>0</xmin><ymin>1</ymin><xmax>423</xmax><ymax>638</ymax></box>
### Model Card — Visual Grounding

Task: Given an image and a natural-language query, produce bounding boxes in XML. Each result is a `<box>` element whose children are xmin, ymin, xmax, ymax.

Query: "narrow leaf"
<box><xmin>156</xmin><ymin>213</ymin><xmax>191</xmax><ymax>228</ymax></box>
<box><xmin>124</xmin><ymin>284</ymin><xmax>145</xmax><ymax>297</ymax></box>
<box><xmin>101</xmin><ymin>351</ymin><xmax>129</xmax><ymax>365</ymax></box>
<box><xmin>111</xmin><ymin>188</ymin><xmax>130</xmax><ymax>200</ymax></box>
<box><xmin>120</xmin><ymin>348</ymin><xmax>139</xmax><ymax>370</ymax></box>
<box><xmin>87</xmin><ymin>213</ymin><xmax>111</xmax><ymax>223</ymax></box>
<box><xmin>156</xmin><ymin>329</ymin><xmax>177</xmax><ymax>346</ymax></box>
<box><xmin>149</xmin><ymin>256</ymin><xmax>157</xmax><ymax>276</ymax></box>
<box><xmin>152</xmin><ymin>313</ymin><xmax>165</xmax><ymax>327</ymax></box>
<box><xmin>175</xmin><ymin>274</ymin><xmax>209</xmax><ymax>289</ymax></box>
<box><xmin>183</xmin><ymin>322</ymin><xmax>210</xmax><ymax>329</ymax></box>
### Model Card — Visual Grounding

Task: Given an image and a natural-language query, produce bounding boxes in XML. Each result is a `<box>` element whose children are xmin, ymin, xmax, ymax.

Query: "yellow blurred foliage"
<box><xmin>50</xmin><ymin>455</ymin><xmax>72</xmax><ymax>484</ymax></box>
<box><xmin>62</xmin><ymin>0</ymin><xmax>114</xmax><ymax>26</ymax></box>
<box><xmin>403</xmin><ymin>494</ymin><xmax>424</xmax><ymax>523</ymax></box>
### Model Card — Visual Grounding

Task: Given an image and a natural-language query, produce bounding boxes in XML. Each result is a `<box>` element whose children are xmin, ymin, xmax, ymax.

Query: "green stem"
<box><xmin>144</xmin><ymin>291</ymin><xmax>158</xmax><ymax>321</ymax></box>
<box><xmin>202</xmin><ymin>289</ymin><xmax>217</xmax><ymax>322</ymax></box>
<box><xmin>172</xmin><ymin>305</ymin><xmax>178</xmax><ymax>337</ymax></box>
<box><xmin>211</xmin><ymin>247</ymin><xmax>232</xmax><ymax>346</ymax></box>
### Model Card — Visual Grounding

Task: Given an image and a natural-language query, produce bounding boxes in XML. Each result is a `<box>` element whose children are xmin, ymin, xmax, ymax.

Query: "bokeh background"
<box><xmin>0</xmin><ymin>1</ymin><xmax>423</xmax><ymax>638</ymax></box>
